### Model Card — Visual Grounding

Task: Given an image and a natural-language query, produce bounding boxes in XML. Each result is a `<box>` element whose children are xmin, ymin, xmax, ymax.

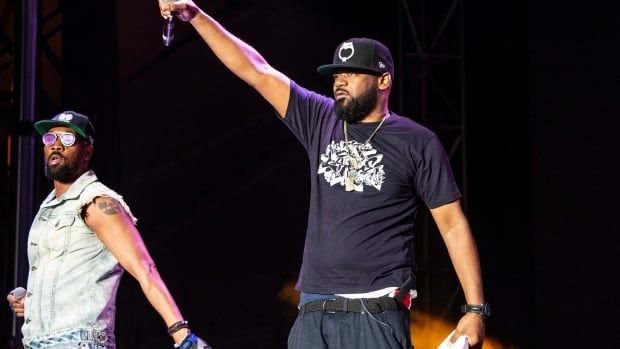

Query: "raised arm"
<box><xmin>430</xmin><ymin>199</ymin><xmax>486</xmax><ymax>348</ymax></box>
<box><xmin>84</xmin><ymin>196</ymin><xmax>189</xmax><ymax>345</ymax></box>
<box><xmin>159</xmin><ymin>0</ymin><xmax>291</xmax><ymax>117</ymax></box>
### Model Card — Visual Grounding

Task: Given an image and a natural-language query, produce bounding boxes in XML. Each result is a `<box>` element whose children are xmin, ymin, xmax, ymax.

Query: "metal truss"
<box><xmin>396</xmin><ymin>0</ymin><xmax>467</xmax><ymax>321</ymax></box>
<box><xmin>38</xmin><ymin>1</ymin><xmax>63</xmax><ymax>110</ymax></box>
<box><xmin>2</xmin><ymin>0</ymin><xmax>64</xmax><ymax>344</ymax></box>
<box><xmin>0</xmin><ymin>0</ymin><xmax>63</xmax><ymax>114</ymax></box>
<box><xmin>0</xmin><ymin>0</ymin><xmax>15</xmax><ymax>110</ymax></box>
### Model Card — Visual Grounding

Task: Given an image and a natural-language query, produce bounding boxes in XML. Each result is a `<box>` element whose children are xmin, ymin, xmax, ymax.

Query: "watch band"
<box><xmin>460</xmin><ymin>303</ymin><xmax>491</xmax><ymax>320</ymax></box>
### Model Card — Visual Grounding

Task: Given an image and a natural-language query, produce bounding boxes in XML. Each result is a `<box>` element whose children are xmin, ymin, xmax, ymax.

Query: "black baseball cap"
<box><xmin>34</xmin><ymin>110</ymin><xmax>96</xmax><ymax>144</ymax></box>
<box><xmin>317</xmin><ymin>37</ymin><xmax>394</xmax><ymax>77</ymax></box>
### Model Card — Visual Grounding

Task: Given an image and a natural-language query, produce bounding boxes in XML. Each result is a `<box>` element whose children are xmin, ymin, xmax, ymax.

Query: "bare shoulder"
<box><xmin>93</xmin><ymin>196</ymin><xmax>124</xmax><ymax>214</ymax></box>
<box><xmin>83</xmin><ymin>196</ymin><xmax>128</xmax><ymax>226</ymax></box>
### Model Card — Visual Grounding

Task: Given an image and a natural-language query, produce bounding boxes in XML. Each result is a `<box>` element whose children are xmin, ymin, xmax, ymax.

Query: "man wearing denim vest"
<box><xmin>6</xmin><ymin>111</ymin><xmax>210</xmax><ymax>349</ymax></box>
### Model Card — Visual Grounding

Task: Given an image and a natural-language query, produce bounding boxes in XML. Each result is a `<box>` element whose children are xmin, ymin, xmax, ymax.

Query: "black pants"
<box><xmin>287</xmin><ymin>306</ymin><xmax>413</xmax><ymax>349</ymax></box>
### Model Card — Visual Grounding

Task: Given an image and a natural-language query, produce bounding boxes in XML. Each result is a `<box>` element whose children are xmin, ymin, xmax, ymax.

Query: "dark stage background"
<box><xmin>1</xmin><ymin>0</ymin><xmax>619</xmax><ymax>348</ymax></box>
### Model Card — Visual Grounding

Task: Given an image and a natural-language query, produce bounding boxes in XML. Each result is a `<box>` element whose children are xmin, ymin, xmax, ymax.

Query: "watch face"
<box><xmin>482</xmin><ymin>303</ymin><xmax>491</xmax><ymax>317</ymax></box>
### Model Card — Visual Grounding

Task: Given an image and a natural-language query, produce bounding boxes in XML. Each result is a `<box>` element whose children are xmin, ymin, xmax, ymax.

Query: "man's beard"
<box><xmin>44</xmin><ymin>152</ymin><xmax>84</xmax><ymax>183</ymax></box>
<box><xmin>334</xmin><ymin>84</ymin><xmax>378</xmax><ymax>123</ymax></box>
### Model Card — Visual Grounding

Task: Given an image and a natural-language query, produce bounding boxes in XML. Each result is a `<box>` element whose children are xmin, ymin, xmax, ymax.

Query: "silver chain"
<box><xmin>344</xmin><ymin>112</ymin><xmax>390</xmax><ymax>145</ymax></box>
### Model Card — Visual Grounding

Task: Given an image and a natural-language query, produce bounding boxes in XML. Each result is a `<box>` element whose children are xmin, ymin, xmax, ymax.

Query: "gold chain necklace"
<box><xmin>343</xmin><ymin>113</ymin><xmax>390</xmax><ymax>191</ymax></box>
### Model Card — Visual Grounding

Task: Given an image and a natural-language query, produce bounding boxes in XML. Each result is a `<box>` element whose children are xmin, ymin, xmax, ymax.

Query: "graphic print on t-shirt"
<box><xmin>317</xmin><ymin>140</ymin><xmax>386</xmax><ymax>192</ymax></box>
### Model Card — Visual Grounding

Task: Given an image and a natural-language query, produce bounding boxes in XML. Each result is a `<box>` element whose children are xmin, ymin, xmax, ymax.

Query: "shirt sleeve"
<box><xmin>413</xmin><ymin>135</ymin><xmax>462</xmax><ymax>209</ymax></box>
<box><xmin>281</xmin><ymin>80</ymin><xmax>334</xmax><ymax>151</ymax></box>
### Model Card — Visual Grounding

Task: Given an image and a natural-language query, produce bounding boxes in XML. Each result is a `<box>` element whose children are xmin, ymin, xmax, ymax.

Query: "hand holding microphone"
<box><xmin>159</xmin><ymin>0</ymin><xmax>200</xmax><ymax>46</ymax></box>
<box><xmin>6</xmin><ymin>287</ymin><xmax>27</xmax><ymax>317</ymax></box>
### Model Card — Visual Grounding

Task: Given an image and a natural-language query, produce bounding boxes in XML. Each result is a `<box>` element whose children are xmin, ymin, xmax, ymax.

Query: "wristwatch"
<box><xmin>460</xmin><ymin>302</ymin><xmax>491</xmax><ymax>320</ymax></box>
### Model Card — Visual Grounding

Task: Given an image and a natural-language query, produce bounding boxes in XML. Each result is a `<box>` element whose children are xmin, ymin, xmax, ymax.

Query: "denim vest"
<box><xmin>22</xmin><ymin>171</ymin><xmax>137</xmax><ymax>348</ymax></box>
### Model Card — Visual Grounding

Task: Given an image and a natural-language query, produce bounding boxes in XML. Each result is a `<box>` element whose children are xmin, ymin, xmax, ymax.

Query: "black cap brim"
<box><xmin>317</xmin><ymin>64</ymin><xmax>386</xmax><ymax>76</ymax></box>
<box><xmin>34</xmin><ymin>120</ymin><xmax>89</xmax><ymax>140</ymax></box>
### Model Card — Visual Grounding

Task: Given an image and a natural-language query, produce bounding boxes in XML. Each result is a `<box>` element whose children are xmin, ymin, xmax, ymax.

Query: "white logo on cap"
<box><xmin>338</xmin><ymin>42</ymin><xmax>355</xmax><ymax>62</ymax></box>
<box><xmin>57</xmin><ymin>113</ymin><xmax>73</xmax><ymax>122</ymax></box>
<box><xmin>378</xmin><ymin>61</ymin><xmax>386</xmax><ymax>69</ymax></box>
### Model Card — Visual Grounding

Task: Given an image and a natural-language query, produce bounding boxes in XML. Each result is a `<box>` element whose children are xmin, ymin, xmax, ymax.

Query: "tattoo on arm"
<box><xmin>97</xmin><ymin>199</ymin><xmax>121</xmax><ymax>215</ymax></box>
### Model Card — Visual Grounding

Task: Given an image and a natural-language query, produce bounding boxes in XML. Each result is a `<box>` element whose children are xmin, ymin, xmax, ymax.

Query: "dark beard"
<box><xmin>44</xmin><ymin>152</ymin><xmax>84</xmax><ymax>183</ymax></box>
<box><xmin>334</xmin><ymin>84</ymin><xmax>378</xmax><ymax>123</ymax></box>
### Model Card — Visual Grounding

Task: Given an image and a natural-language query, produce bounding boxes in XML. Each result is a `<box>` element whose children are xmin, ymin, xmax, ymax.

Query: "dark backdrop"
<box><xmin>2</xmin><ymin>0</ymin><xmax>619</xmax><ymax>348</ymax></box>
<box><xmin>528</xmin><ymin>2</ymin><xmax>620</xmax><ymax>347</ymax></box>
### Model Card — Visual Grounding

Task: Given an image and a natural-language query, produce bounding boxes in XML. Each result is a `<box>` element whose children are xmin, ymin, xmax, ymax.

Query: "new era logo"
<box><xmin>57</xmin><ymin>113</ymin><xmax>73</xmax><ymax>122</ymax></box>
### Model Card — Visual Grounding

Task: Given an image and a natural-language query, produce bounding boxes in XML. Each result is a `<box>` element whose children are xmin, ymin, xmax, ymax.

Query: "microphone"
<box><xmin>10</xmin><ymin>287</ymin><xmax>26</xmax><ymax>300</ymax></box>
<box><xmin>162</xmin><ymin>14</ymin><xmax>176</xmax><ymax>46</ymax></box>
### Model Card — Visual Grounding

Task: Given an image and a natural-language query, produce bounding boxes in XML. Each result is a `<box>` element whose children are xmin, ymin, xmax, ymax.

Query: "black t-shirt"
<box><xmin>281</xmin><ymin>81</ymin><xmax>461</xmax><ymax>294</ymax></box>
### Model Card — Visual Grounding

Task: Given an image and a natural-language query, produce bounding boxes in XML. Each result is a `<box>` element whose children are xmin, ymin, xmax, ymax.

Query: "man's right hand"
<box><xmin>159</xmin><ymin>0</ymin><xmax>199</xmax><ymax>22</ymax></box>
<box><xmin>6</xmin><ymin>293</ymin><xmax>25</xmax><ymax>317</ymax></box>
<box><xmin>176</xmin><ymin>333</ymin><xmax>212</xmax><ymax>349</ymax></box>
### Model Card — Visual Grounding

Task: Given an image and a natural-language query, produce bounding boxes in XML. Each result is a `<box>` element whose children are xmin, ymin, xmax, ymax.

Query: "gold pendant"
<box><xmin>345</xmin><ymin>177</ymin><xmax>355</xmax><ymax>191</ymax></box>
<box><xmin>350</xmin><ymin>156</ymin><xmax>359</xmax><ymax>169</ymax></box>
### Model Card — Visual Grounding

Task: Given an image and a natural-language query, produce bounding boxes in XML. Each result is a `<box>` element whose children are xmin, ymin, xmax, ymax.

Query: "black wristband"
<box><xmin>167</xmin><ymin>320</ymin><xmax>190</xmax><ymax>336</ymax></box>
<box><xmin>460</xmin><ymin>303</ymin><xmax>491</xmax><ymax>320</ymax></box>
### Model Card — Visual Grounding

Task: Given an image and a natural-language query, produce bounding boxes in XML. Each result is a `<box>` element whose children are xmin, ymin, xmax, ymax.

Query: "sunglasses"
<box><xmin>42</xmin><ymin>132</ymin><xmax>79</xmax><ymax>147</ymax></box>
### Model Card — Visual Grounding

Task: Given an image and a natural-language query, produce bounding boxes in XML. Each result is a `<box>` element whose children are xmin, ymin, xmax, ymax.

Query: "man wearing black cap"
<box><xmin>159</xmin><ymin>2</ymin><xmax>487</xmax><ymax>348</ymax></box>
<box><xmin>6</xmin><ymin>111</ymin><xmax>210</xmax><ymax>349</ymax></box>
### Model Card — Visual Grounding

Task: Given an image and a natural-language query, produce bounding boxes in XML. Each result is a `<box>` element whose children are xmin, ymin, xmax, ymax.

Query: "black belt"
<box><xmin>299</xmin><ymin>297</ymin><xmax>402</xmax><ymax>315</ymax></box>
